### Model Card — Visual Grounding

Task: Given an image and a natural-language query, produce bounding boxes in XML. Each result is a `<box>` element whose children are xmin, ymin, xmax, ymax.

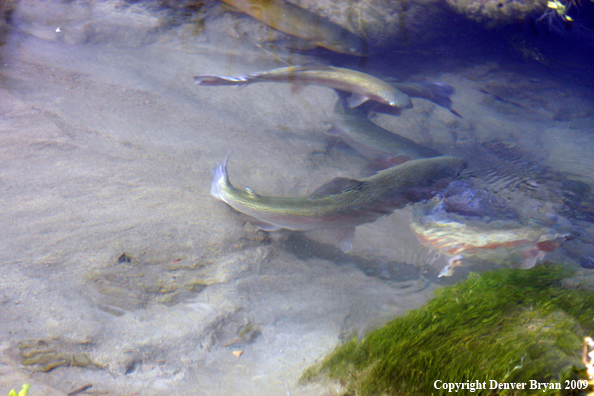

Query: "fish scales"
<box><xmin>329</xmin><ymin>99</ymin><xmax>441</xmax><ymax>166</ymax></box>
<box><xmin>211</xmin><ymin>154</ymin><xmax>466</xmax><ymax>251</ymax></box>
<box><xmin>195</xmin><ymin>66</ymin><xmax>412</xmax><ymax>109</ymax></box>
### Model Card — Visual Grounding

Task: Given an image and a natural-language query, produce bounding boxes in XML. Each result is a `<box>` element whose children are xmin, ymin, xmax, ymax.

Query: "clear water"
<box><xmin>1</xmin><ymin>1</ymin><xmax>594</xmax><ymax>395</ymax></box>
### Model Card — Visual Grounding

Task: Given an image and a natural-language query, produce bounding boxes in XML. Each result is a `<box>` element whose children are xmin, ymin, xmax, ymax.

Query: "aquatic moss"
<box><xmin>304</xmin><ymin>265</ymin><xmax>594</xmax><ymax>395</ymax></box>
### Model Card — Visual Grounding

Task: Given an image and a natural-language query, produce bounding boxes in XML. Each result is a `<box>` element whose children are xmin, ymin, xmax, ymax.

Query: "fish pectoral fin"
<box><xmin>244</xmin><ymin>216</ymin><xmax>282</xmax><ymax>232</ymax></box>
<box><xmin>519</xmin><ymin>247</ymin><xmax>546</xmax><ymax>269</ymax></box>
<box><xmin>324</xmin><ymin>227</ymin><xmax>356</xmax><ymax>253</ymax></box>
<box><xmin>347</xmin><ymin>93</ymin><xmax>370</xmax><ymax>108</ymax></box>
<box><xmin>325</xmin><ymin>125</ymin><xmax>342</xmax><ymax>138</ymax></box>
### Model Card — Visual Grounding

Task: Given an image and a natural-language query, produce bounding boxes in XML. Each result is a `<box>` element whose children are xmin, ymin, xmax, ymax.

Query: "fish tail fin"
<box><xmin>211</xmin><ymin>150</ymin><xmax>231</xmax><ymax>199</ymax></box>
<box><xmin>194</xmin><ymin>75</ymin><xmax>250</xmax><ymax>87</ymax></box>
<box><xmin>417</xmin><ymin>82</ymin><xmax>461</xmax><ymax>117</ymax></box>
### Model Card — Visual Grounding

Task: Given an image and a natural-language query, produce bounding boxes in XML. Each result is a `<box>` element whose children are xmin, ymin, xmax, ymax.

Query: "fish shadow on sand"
<box><xmin>276</xmin><ymin>231</ymin><xmax>424</xmax><ymax>284</ymax></box>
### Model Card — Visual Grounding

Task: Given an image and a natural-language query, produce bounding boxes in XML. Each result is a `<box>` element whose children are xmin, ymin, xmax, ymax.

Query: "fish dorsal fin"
<box><xmin>347</xmin><ymin>93</ymin><xmax>370</xmax><ymax>108</ymax></box>
<box><xmin>310</xmin><ymin>177</ymin><xmax>363</xmax><ymax>198</ymax></box>
<box><xmin>245</xmin><ymin>187</ymin><xmax>259</xmax><ymax>197</ymax></box>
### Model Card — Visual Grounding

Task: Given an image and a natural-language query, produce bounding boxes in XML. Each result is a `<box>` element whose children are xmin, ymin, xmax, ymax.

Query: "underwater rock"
<box><xmin>211</xmin><ymin>0</ymin><xmax>451</xmax><ymax>51</ymax></box>
<box><xmin>14</xmin><ymin>0</ymin><xmax>162</xmax><ymax>45</ymax></box>
<box><xmin>438</xmin><ymin>180</ymin><xmax>518</xmax><ymax>219</ymax></box>
<box><xmin>16</xmin><ymin>338</ymin><xmax>103</xmax><ymax>373</ymax></box>
<box><xmin>203</xmin><ymin>310</ymin><xmax>261</xmax><ymax>350</ymax></box>
<box><xmin>303</xmin><ymin>265</ymin><xmax>594</xmax><ymax>396</ymax></box>
<box><xmin>293</xmin><ymin>0</ymin><xmax>450</xmax><ymax>48</ymax></box>
<box><xmin>87</xmin><ymin>245</ymin><xmax>273</xmax><ymax>310</ymax></box>
<box><xmin>580</xmin><ymin>256</ymin><xmax>594</xmax><ymax>269</ymax></box>
<box><xmin>445</xmin><ymin>0</ymin><xmax>548</xmax><ymax>25</ymax></box>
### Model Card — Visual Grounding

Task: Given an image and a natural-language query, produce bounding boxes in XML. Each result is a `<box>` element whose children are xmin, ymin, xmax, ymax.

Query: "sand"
<box><xmin>1</xmin><ymin>1</ymin><xmax>594</xmax><ymax>395</ymax></box>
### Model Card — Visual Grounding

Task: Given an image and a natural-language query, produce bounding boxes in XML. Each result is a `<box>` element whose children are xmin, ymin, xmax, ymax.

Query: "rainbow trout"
<box><xmin>219</xmin><ymin>0</ymin><xmax>365</xmax><ymax>56</ymax></box>
<box><xmin>211</xmin><ymin>153</ymin><xmax>466</xmax><ymax>251</ymax></box>
<box><xmin>328</xmin><ymin>99</ymin><xmax>441</xmax><ymax>167</ymax></box>
<box><xmin>195</xmin><ymin>66</ymin><xmax>413</xmax><ymax>109</ymax></box>
<box><xmin>410</xmin><ymin>181</ymin><xmax>569</xmax><ymax>276</ymax></box>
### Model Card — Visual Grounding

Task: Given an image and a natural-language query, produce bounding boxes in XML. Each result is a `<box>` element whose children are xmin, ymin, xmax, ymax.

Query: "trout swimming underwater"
<box><xmin>219</xmin><ymin>0</ymin><xmax>365</xmax><ymax>56</ymax></box>
<box><xmin>335</xmin><ymin>81</ymin><xmax>461</xmax><ymax>117</ymax></box>
<box><xmin>211</xmin><ymin>154</ymin><xmax>466</xmax><ymax>251</ymax></box>
<box><xmin>328</xmin><ymin>99</ymin><xmax>441</xmax><ymax>168</ymax></box>
<box><xmin>195</xmin><ymin>66</ymin><xmax>412</xmax><ymax>109</ymax></box>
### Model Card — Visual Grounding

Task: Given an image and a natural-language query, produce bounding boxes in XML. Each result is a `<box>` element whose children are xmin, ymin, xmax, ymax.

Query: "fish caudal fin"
<box><xmin>211</xmin><ymin>151</ymin><xmax>231</xmax><ymax>200</ymax></box>
<box><xmin>194</xmin><ymin>75</ymin><xmax>249</xmax><ymax>87</ymax></box>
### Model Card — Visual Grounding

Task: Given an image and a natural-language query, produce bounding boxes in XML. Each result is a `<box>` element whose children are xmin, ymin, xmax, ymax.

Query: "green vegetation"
<box><xmin>304</xmin><ymin>265</ymin><xmax>594</xmax><ymax>395</ymax></box>
<box><xmin>7</xmin><ymin>384</ymin><xmax>29</xmax><ymax>396</ymax></box>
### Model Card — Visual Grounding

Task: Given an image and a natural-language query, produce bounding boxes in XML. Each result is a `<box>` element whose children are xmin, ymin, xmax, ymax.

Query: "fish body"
<box><xmin>354</xmin><ymin>81</ymin><xmax>461</xmax><ymax>117</ymax></box>
<box><xmin>410</xmin><ymin>182</ymin><xmax>568</xmax><ymax>276</ymax></box>
<box><xmin>195</xmin><ymin>66</ymin><xmax>412</xmax><ymax>109</ymax></box>
<box><xmin>219</xmin><ymin>0</ymin><xmax>365</xmax><ymax>56</ymax></box>
<box><xmin>211</xmin><ymin>154</ymin><xmax>466</xmax><ymax>251</ymax></box>
<box><xmin>328</xmin><ymin>99</ymin><xmax>441</xmax><ymax>166</ymax></box>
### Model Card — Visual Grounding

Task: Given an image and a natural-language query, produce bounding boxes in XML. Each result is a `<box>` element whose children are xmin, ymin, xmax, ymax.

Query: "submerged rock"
<box><xmin>445</xmin><ymin>0</ymin><xmax>548</xmax><ymax>25</ymax></box>
<box><xmin>16</xmin><ymin>338</ymin><xmax>103</xmax><ymax>373</ymax></box>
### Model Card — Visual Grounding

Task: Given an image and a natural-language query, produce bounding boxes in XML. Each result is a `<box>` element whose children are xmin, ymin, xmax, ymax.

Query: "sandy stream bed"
<box><xmin>2</xmin><ymin>3</ymin><xmax>594</xmax><ymax>395</ymax></box>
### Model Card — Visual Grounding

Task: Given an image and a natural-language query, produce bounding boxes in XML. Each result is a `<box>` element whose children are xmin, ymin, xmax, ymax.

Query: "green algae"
<box><xmin>18</xmin><ymin>339</ymin><xmax>103</xmax><ymax>373</ymax></box>
<box><xmin>303</xmin><ymin>265</ymin><xmax>594</xmax><ymax>395</ymax></box>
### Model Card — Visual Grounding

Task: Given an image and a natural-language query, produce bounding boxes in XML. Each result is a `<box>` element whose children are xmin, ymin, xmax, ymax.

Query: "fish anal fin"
<box><xmin>310</xmin><ymin>177</ymin><xmax>363</xmax><ymax>198</ymax></box>
<box><xmin>324</xmin><ymin>227</ymin><xmax>356</xmax><ymax>252</ymax></box>
<box><xmin>519</xmin><ymin>247</ymin><xmax>546</xmax><ymax>269</ymax></box>
<box><xmin>244</xmin><ymin>216</ymin><xmax>281</xmax><ymax>231</ymax></box>
<box><xmin>347</xmin><ymin>93</ymin><xmax>370</xmax><ymax>108</ymax></box>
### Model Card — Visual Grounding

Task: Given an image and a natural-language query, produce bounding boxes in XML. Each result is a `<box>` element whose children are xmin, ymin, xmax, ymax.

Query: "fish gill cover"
<box><xmin>303</xmin><ymin>265</ymin><xmax>594</xmax><ymax>395</ymax></box>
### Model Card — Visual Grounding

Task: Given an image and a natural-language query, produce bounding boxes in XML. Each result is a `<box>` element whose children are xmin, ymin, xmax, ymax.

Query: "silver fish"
<box><xmin>195</xmin><ymin>66</ymin><xmax>413</xmax><ymax>109</ymax></box>
<box><xmin>328</xmin><ymin>99</ymin><xmax>441</xmax><ymax>167</ymax></box>
<box><xmin>211</xmin><ymin>153</ymin><xmax>466</xmax><ymax>251</ymax></box>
